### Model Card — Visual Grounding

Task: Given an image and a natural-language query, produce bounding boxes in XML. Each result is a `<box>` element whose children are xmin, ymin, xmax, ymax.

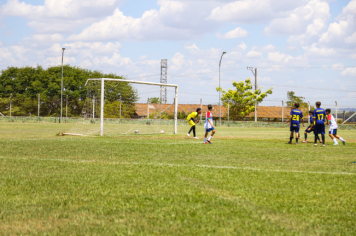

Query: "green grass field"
<box><xmin>0</xmin><ymin>123</ymin><xmax>355</xmax><ymax>235</ymax></box>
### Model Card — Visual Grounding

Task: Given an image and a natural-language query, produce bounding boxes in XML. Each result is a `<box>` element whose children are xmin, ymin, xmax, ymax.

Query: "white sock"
<box><xmin>204</xmin><ymin>138</ymin><xmax>207</xmax><ymax>142</ymax></box>
<box><xmin>208</xmin><ymin>136</ymin><xmax>212</xmax><ymax>141</ymax></box>
<box><xmin>339</xmin><ymin>137</ymin><xmax>345</xmax><ymax>142</ymax></box>
<box><xmin>333</xmin><ymin>138</ymin><xmax>338</xmax><ymax>143</ymax></box>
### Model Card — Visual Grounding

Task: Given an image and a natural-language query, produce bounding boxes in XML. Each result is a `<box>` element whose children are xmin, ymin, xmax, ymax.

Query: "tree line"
<box><xmin>0</xmin><ymin>66</ymin><xmax>138</xmax><ymax>117</ymax></box>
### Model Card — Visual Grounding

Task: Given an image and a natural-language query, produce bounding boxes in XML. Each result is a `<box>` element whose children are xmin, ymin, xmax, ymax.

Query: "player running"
<box><xmin>204</xmin><ymin>104</ymin><xmax>215</xmax><ymax>144</ymax></box>
<box><xmin>286</xmin><ymin>103</ymin><xmax>304</xmax><ymax>145</ymax></box>
<box><xmin>308</xmin><ymin>101</ymin><xmax>326</xmax><ymax>147</ymax></box>
<box><xmin>186</xmin><ymin>108</ymin><xmax>202</xmax><ymax>139</ymax></box>
<box><xmin>303</xmin><ymin>110</ymin><xmax>321</xmax><ymax>143</ymax></box>
<box><xmin>326</xmin><ymin>109</ymin><xmax>346</xmax><ymax>145</ymax></box>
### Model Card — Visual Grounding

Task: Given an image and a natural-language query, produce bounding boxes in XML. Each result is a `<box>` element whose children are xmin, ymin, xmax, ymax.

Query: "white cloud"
<box><xmin>341</xmin><ymin>67</ymin><xmax>356</xmax><ymax>76</ymax></box>
<box><xmin>267</xmin><ymin>52</ymin><xmax>293</xmax><ymax>63</ymax></box>
<box><xmin>216</xmin><ymin>27</ymin><xmax>248</xmax><ymax>39</ymax></box>
<box><xmin>264</xmin><ymin>0</ymin><xmax>330</xmax><ymax>36</ymax></box>
<box><xmin>246</xmin><ymin>51</ymin><xmax>263</xmax><ymax>59</ymax></box>
<box><xmin>0</xmin><ymin>0</ymin><xmax>124</xmax><ymax>33</ymax></box>
<box><xmin>208</xmin><ymin>0</ymin><xmax>302</xmax><ymax>23</ymax></box>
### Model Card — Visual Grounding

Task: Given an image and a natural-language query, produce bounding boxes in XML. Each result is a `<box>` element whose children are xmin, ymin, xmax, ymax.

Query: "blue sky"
<box><xmin>0</xmin><ymin>0</ymin><xmax>355</xmax><ymax>108</ymax></box>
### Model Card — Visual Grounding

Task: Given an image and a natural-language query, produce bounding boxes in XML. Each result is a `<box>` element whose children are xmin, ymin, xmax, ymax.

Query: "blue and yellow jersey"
<box><xmin>313</xmin><ymin>108</ymin><xmax>326</xmax><ymax>124</ymax></box>
<box><xmin>290</xmin><ymin>109</ymin><xmax>303</xmax><ymax>126</ymax></box>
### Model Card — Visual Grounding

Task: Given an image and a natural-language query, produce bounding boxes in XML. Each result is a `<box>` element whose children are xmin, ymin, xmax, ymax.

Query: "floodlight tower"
<box><xmin>160</xmin><ymin>59</ymin><xmax>168</xmax><ymax>104</ymax></box>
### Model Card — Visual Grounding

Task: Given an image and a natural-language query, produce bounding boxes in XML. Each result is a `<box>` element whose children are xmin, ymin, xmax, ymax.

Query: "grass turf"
<box><xmin>0</xmin><ymin>123</ymin><xmax>355</xmax><ymax>235</ymax></box>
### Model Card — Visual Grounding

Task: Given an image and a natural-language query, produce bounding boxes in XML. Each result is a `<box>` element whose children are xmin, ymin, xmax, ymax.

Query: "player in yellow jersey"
<box><xmin>186</xmin><ymin>108</ymin><xmax>202</xmax><ymax>139</ymax></box>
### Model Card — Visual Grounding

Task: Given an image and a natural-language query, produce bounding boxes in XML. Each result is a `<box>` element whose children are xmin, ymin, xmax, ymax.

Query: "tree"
<box><xmin>286</xmin><ymin>91</ymin><xmax>314</xmax><ymax>116</ymax></box>
<box><xmin>148</xmin><ymin>97</ymin><xmax>160</xmax><ymax>104</ymax></box>
<box><xmin>286</xmin><ymin>91</ymin><xmax>307</xmax><ymax>108</ymax></box>
<box><xmin>0</xmin><ymin>65</ymin><xmax>138</xmax><ymax>117</ymax></box>
<box><xmin>217</xmin><ymin>78</ymin><xmax>273</xmax><ymax>120</ymax></box>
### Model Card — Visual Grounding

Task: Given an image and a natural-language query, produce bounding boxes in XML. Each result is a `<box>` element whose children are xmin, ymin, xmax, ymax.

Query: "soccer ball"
<box><xmin>135</xmin><ymin>130</ymin><xmax>139</xmax><ymax>133</ymax></box>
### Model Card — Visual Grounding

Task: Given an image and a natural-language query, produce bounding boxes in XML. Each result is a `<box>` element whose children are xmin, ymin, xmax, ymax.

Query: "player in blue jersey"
<box><xmin>309</xmin><ymin>101</ymin><xmax>326</xmax><ymax>147</ymax></box>
<box><xmin>303</xmin><ymin>110</ymin><xmax>321</xmax><ymax>143</ymax></box>
<box><xmin>286</xmin><ymin>103</ymin><xmax>304</xmax><ymax>145</ymax></box>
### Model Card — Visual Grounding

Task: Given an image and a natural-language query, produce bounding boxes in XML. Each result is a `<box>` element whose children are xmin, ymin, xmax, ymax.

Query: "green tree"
<box><xmin>217</xmin><ymin>78</ymin><xmax>273</xmax><ymax>120</ymax></box>
<box><xmin>149</xmin><ymin>97</ymin><xmax>160</xmax><ymax>104</ymax></box>
<box><xmin>0</xmin><ymin>65</ymin><xmax>138</xmax><ymax>117</ymax></box>
<box><xmin>286</xmin><ymin>91</ymin><xmax>314</xmax><ymax>116</ymax></box>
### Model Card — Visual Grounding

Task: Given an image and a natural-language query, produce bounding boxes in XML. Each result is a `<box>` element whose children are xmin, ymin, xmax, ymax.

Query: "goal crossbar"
<box><xmin>86</xmin><ymin>78</ymin><xmax>179</xmax><ymax>136</ymax></box>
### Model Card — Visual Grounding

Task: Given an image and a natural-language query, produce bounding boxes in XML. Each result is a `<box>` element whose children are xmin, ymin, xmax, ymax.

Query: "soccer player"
<box><xmin>326</xmin><ymin>109</ymin><xmax>346</xmax><ymax>145</ymax></box>
<box><xmin>286</xmin><ymin>103</ymin><xmax>304</xmax><ymax>145</ymax></box>
<box><xmin>204</xmin><ymin>104</ymin><xmax>215</xmax><ymax>144</ymax></box>
<box><xmin>186</xmin><ymin>108</ymin><xmax>202</xmax><ymax>139</ymax></box>
<box><xmin>303</xmin><ymin>110</ymin><xmax>321</xmax><ymax>143</ymax></box>
<box><xmin>309</xmin><ymin>101</ymin><xmax>326</xmax><ymax>147</ymax></box>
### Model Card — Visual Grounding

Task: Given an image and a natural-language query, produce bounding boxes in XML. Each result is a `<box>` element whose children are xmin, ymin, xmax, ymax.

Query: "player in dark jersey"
<box><xmin>303</xmin><ymin>110</ymin><xmax>321</xmax><ymax>143</ymax></box>
<box><xmin>308</xmin><ymin>101</ymin><xmax>326</xmax><ymax>146</ymax></box>
<box><xmin>286</xmin><ymin>103</ymin><xmax>304</xmax><ymax>145</ymax></box>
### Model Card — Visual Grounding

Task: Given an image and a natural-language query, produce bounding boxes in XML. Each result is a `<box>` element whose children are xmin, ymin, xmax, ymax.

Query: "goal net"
<box><xmin>65</xmin><ymin>78</ymin><xmax>178</xmax><ymax>136</ymax></box>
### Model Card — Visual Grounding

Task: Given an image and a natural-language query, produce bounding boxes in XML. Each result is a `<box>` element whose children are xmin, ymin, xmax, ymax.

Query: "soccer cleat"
<box><xmin>319</xmin><ymin>140</ymin><xmax>322</xmax><ymax>143</ymax></box>
<box><xmin>193</xmin><ymin>137</ymin><xmax>199</xmax><ymax>139</ymax></box>
<box><xmin>296</xmin><ymin>143</ymin><xmax>299</xmax><ymax>145</ymax></box>
<box><xmin>187</xmin><ymin>133</ymin><xmax>190</xmax><ymax>138</ymax></box>
<box><xmin>302</xmin><ymin>140</ymin><xmax>308</xmax><ymax>143</ymax></box>
<box><xmin>204</xmin><ymin>142</ymin><xmax>208</xmax><ymax>144</ymax></box>
<box><xmin>333</xmin><ymin>142</ymin><xmax>339</xmax><ymax>146</ymax></box>
<box><xmin>314</xmin><ymin>143</ymin><xmax>317</xmax><ymax>146</ymax></box>
<box><xmin>322</xmin><ymin>144</ymin><xmax>326</xmax><ymax>147</ymax></box>
<box><xmin>207</xmin><ymin>140</ymin><xmax>212</xmax><ymax>144</ymax></box>
<box><xmin>288</xmin><ymin>141</ymin><xmax>292</xmax><ymax>144</ymax></box>
<box><xmin>342</xmin><ymin>141</ymin><xmax>346</xmax><ymax>145</ymax></box>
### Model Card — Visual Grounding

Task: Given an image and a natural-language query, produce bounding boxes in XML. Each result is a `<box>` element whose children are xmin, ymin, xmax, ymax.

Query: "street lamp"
<box><xmin>61</xmin><ymin>48</ymin><xmax>65</xmax><ymax>123</ymax></box>
<box><xmin>219</xmin><ymin>51</ymin><xmax>226</xmax><ymax>126</ymax></box>
<box><xmin>247</xmin><ymin>67</ymin><xmax>257</xmax><ymax>122</ymax></box>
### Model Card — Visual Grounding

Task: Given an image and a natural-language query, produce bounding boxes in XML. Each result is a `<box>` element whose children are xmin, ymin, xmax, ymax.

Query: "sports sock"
<box><xmin>317</xmin><ymin>135</ymin><xmax>321</xmax><ymax>141</ymax></box>
<box><xmin>289</xmin><ymin>137</ymin><xmax>293</xmax><ymax>142</ymax></box>
<box><xmin>304</xmin><ymin>133</ymin><xmax>307</xmax><ymax>140</ymax></box>
<box><xmin>339</xmin><ymin>137</ymin><xmax>345</xmax><ymax>142</ymax></box>
<box><xmin>333</xmin><ymin>138</ymin><xmax>338</xmax><ymax>144</ymax></box>
<box><xmin>188</xmin><ymin>127</ymin><xmax>193</xmax><ymax>134</ymax></box>
<box><xmin>296</xmin><ymin>138</ymin><xmax>299</xmax><ymax>143</ymax></box>
<box><xmin>192</xmin><ymin>126</ymin><xmax>196</xmax><ymax>137</ymax></box>
<box><xmin>314</xmin><ymin>135</ymin><xmax>317</xmax><ymax>144</ymax></box>
<box><xmin>322</xmin><ymin>134</ymin><xmax>325</xmax><ymax>144</ymax></box>
<box><xmin>204</xmin><ymin>137</ymin><xmax>207</xmax><ymax>142</ymax></box>
<box><xmin>208</xmin><ymin>135</ymin><xmax>212</xmax><ymax>141</ymax></box>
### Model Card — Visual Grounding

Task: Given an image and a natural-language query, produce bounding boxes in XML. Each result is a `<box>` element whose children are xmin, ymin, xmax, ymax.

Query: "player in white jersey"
<box><xmin>326</xmin><ymin>109</ymin><xmax>346</xmax><ymax>145</ymax></box>
<box><xmin>204</xmin><ymin>104</ymin><xmax>215</xmax><ymax>144</ymax></box>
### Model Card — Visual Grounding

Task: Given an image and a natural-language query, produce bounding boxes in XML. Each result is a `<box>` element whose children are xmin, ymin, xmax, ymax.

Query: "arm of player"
<box><xmin>208</xmin><ymin>119</ymin><xmax>214</xmax><ymax>128</ymax></box>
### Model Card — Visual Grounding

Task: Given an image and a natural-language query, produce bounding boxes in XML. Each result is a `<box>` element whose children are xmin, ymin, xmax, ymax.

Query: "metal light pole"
<box><xmin>219</xmin><ymin>52</ymin><xmax>226</xmax><ymax>126</ymax></box>
<box><xmin>61</xmin><ymin>48</ymin><xmax>65</xmax><ymax>123</ymax></box>
<box><xmin>308</xmin><ymin>101</ymin><xmax>310</xmax><ymax>125</ymax></box>
<box><xmin>247</xmin><ymin>67</ymin><xmax>258</xmax><ymax>122</ymax></box>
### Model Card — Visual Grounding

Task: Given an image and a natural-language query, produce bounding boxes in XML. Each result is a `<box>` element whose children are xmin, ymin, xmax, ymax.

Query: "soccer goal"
<box><xmin>64</xmin><ymin>78</ymin><xmax>178</xmax><ymax>136</ymax></box>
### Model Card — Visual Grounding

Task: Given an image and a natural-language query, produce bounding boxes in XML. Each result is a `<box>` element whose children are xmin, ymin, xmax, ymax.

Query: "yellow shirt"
<box><xmin>187</xmin><ymin>112</ymin><xmax>198</xmax><ymax>121</ymax></box>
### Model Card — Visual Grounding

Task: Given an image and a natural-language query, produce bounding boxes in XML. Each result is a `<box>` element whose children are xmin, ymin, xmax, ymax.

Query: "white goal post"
<box><xmin>85</xmin><ymin>78</ymin><xmax>179</xmax><ymax>136</ymax></box>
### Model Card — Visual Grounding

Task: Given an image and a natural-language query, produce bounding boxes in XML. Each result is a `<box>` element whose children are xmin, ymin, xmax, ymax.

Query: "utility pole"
<box><xmin>247</xmin><ymin>67</ymin><xmax>257</xmax><ymax>122</ymax></box>
<box><xmin>335</xmin><ymin>101</ymin><xmax>337</xmax><ymax>122</ymax></box>
<box><xmin>61</xmin><ymin>48</ymin><xmax>65</xmax><ymax>123</ymax></box>
<box><xmin>10</xmin><ymin>93</ymin><xmax>12</xmax><ymax>117</ymax></box>
<box><xmin>147</xmin><ymin>97</ymin><xmax>149</xmax><ymax>124</ymax></box>
<box><xmin>228</xmin><ymin>99</ymin><xmax>230</xmax><ymax>122</ymax></box>
<box><xmin>219</xmin><ymin>52</ymin><xmax>226</xmax><ymax>126</ymax></box>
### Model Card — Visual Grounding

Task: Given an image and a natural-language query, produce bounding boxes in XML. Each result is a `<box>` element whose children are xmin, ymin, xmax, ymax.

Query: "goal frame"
<box><xmin>85</xmin><ymin>78</ymin><xmax>179</xmax><ymax>136</ymax></box>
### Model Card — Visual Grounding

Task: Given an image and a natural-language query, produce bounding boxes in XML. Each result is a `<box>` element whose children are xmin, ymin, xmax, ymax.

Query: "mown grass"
<box><xmin>0</xmin><ymin>123</ymin><xmax>355</xmax><ymax>235</ymax></box>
